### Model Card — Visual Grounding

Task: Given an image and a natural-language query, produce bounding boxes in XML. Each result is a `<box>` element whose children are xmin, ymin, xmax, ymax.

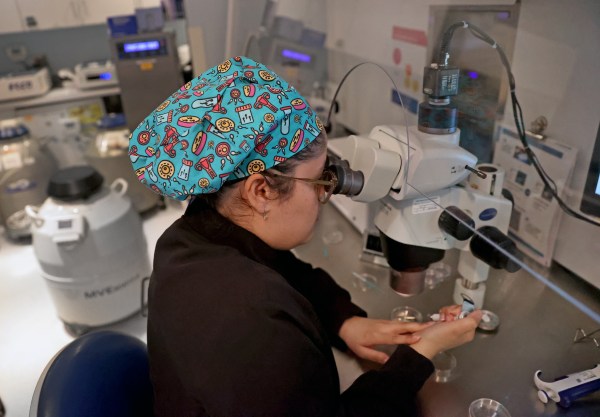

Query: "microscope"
<box><xmin>328</xmin><ymin>62</ymin><xmax>520</xmax><ymax>309</ymax></box>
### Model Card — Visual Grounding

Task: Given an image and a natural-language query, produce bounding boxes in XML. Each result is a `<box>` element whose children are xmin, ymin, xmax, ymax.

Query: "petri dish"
<box><xmin>432</xmin><ymin>351</ymin><xmax>457</xmax><ymax>383</ymax></box>
<box><xmin>424</xmin><ymin>261</ymin><xmax>452</xmax><ymax>289</ymax></box>
<box><xmin>478</xmin><ymin>310</ymin><xmax>500</xmax><ymax>332</ymax></box>
<box><xmin>469</xmin><ymin>398</ymin><xmax>512</xmax><ymax>417</ymax></box>
<box><xmin>351</xmin><ymin>272</ymin><xmax>379</xmax><ymax>292</ymax></box>
<box><xmin>322</xmin><ymin>229</ymin><xmax>344</xmax><ymax>245</ymax></box>
<box><xmin>390</xmin><ymin>306</ymin><xmax>423</xmax><ymax>323</ymax></box>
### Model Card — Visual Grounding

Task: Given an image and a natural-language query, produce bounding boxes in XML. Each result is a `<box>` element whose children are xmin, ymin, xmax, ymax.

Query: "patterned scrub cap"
<box><xmin>128</xmin><ymin>56</ymin><xmax>323</xmax><ymax>200</ymax></box>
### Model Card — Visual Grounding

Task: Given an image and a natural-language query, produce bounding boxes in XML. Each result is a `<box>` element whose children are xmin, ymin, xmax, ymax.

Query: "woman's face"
<box><xmin>267</xmin><ymin>149</ymin><xmax>328</xmax><ymax>250</ymax></box>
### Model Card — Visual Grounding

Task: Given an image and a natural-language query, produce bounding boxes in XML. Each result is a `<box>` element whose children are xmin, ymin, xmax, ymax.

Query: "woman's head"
<box><xmin>129</xmin><ymin>56</ymin><xmax>324</xmax><ymax>202</ymax></box>
<box><xmin>207</xmin><ymin>129</ymin><xmax>331</xmax><ymax>249</ymax></box>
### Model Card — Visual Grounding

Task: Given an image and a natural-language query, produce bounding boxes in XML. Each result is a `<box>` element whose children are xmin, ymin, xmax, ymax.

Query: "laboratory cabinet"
<box><xmin>0</xmin><ymin>0</ymin><xmax>24</xmax><ymax>33</ymax></box>
<box><xmin>3</xmin><ymin>0</ymin><xmax>161</xmax><ymax>33</ymax></box>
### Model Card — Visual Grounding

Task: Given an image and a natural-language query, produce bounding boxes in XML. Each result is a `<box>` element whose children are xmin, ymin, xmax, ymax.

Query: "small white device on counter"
<box><xmin>58</xmin><ymin>61</ymin><xmax>118</xmax><ymax>90</ymax></box>
<box><xmin>74</xmin><ymin>61</ymin><xmax>118</xmax><ymax>89</ymax></box>
<box><xmin>25</xmin><ymin>166</ymin><xmax>151</xmax><ymax>335</ymax></box>
<box><xmin>534</xmin><ymin>364</ymin><xmax>600</xmax><ymax>408</ymax></box>
<box><xmin>0</xmin><ymin>67</ymin><xmax>51</xmax><ymax>102</ymax></box>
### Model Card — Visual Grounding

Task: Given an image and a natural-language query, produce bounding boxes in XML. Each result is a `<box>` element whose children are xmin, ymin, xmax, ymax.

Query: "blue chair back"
<box><xmin>30</xmin><ymin>330</ymin><xmax>153</xmax><ymax>417</ymax></box>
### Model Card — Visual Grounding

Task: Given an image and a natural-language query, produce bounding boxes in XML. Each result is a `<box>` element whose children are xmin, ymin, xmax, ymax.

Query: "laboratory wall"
<box><xmin>0</xmin><ymin>25</ymin><xmax>111</xmax><ymax>76</ymax></box>
<box><xmin>507</xmin><ymin>0</ymin><xmax>600</xmax><ymax>287</ymax></box>
<box><xmin>0</xmin><ymin>19</ymin><xmax>188</xmax><ymax>80</ymax></box>
<box><xmin>323</xmin><ymin>0</ymin><xmax>518</xmax><ymax>135</ymax></box>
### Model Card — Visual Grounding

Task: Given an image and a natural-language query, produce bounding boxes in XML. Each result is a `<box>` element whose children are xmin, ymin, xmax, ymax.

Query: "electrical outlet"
<box><xmin>5</xmin><ymin>45</ymin><xmax>27</xmax><ymax>63</ymax></box>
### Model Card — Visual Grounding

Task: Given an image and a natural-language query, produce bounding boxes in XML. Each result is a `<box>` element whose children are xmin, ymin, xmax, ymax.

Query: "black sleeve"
<box><xmin>154</xmin><ymin>268</ymin><xmax>433</xmax><ymax>417</ymax></box>
<box><xmin>274</xmin><ymin>250</ymin><xmax>367</xmax><ymax>350</ymax></box>
<box><xmin>340</xmin><ymin>345</ymin><xmax>434</xmax><ymax>417</ymax></box>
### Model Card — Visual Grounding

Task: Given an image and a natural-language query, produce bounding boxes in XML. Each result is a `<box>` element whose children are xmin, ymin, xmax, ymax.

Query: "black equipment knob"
<box><xmin>438</xmin><ymin>206</ymin><xmax>475</xmax><ymax>241</ymax></box>
<box><xmin>470</xmin><ymin>226</ymin><xmax>521</xmax><ymax>272</ymax></box>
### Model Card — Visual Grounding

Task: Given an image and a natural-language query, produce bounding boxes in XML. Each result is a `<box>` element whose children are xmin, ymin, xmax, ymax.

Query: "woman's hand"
<box><xmin>436</xmin><ymin>304</ymin><xmax>463</xmax><ymax>321</ymax></box>
<box><xmin>410</xmin><ymin>310</ymin><xmax>483</xmax><ymax>360</ymax></box>
<box><xmin>338</xmin><ymin>316</ymin><xmax>434</xmax><ymax>364</ymax></box>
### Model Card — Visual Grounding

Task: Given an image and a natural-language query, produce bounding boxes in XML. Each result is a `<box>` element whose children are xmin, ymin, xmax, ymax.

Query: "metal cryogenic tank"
<box><xmin>26</xmin><ymin>166</ymin><xmax>151</xmax><ymax>335</ymax></box>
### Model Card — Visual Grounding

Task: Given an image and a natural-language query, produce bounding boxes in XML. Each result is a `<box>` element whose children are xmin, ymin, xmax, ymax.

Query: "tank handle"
<box><xmin>110</xmin><ymin>178</ymin><xmax>129</xmax><ymax>197</ymax></box>
<box><xmin>25</xmin><ymin>205</ymin><xmax>44</xmax><ymax>227</ymax></box>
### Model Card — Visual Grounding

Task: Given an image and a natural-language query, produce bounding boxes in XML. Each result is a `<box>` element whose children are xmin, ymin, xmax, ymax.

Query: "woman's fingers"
<box><xmin>390</xmin><ymin>334</ymin><xmax>421</xmax><ymax>345</ymax></box>
<box><xmin>354</xmin><ymin>346</ymin><xmax>390</xmax><ymax>364</ymax></box>
<box><xmin>386</xmin><ymin>321</ymin><xmax>434</xmax><ymax>334</ymax></box>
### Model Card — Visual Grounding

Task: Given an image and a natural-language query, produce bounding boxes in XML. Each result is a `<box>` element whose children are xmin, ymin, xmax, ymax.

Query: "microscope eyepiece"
<box><xmin>328</xmin><ymin>160</ymin><xmax>364</xmax><ymax>197</ymax></box>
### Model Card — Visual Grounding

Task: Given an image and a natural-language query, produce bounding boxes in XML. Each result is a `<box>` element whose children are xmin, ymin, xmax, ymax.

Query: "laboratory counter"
<box><xmin>294</xmin><ymin>203</ymin><xmax>600</xmax><ymax>417</ymax></box>
<box><xmin>1</xmin><ymin>200</ymin><xmax>599</xmax><ymax>416</ymax></box>
<box><xmin>0</xmin><ymin>86</ymin><xmax>120</xmax><ymax>119</ymax></box>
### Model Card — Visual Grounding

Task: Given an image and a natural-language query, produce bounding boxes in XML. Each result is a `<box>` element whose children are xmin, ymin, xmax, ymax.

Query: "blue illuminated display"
<box><xmin>281</xmin><ymin>49</ymin><xmax>311</xmax><ymax>63</ymax></box>
<box><xmin>99</xmin><ymin>72</ymin><xmax>112</xmax><ymax>80</ymax></box>
<box><xmin>467</xmin><ymin>71</ymin><xmax>479</xmax><ymax>79</ymax></box>
<box><xmin>123</xmin><ymin>40</ymin><xmax>160</xmax><ymax>53</ymax></box>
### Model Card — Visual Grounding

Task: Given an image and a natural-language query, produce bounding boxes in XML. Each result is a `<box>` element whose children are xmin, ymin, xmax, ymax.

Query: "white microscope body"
<box><xmin>330</xmin><ymin>124</ymin><xmax>517</xmax><ymax>309</ymax></box>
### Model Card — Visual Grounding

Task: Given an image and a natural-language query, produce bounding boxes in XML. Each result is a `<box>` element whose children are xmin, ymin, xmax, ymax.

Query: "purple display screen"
<box><xmin>123</xmin><ymin>40</ymin><xmax>160</xmax><ymax>53</ymax></box>
<box><xmin>281</xmin><ymin>49</ymin><xmax>311</xmax><ymax>63</ymax></box>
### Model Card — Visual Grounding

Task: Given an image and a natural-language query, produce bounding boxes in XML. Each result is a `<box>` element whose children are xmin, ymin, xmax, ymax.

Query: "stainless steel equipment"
<box><xmin>25</xmin><ymin>166</ymin><xmax>151</xmax><ymax>335</ymax></box>
<box><xmin>85</xmin><ymin>113</ymin><xmax>161</xmax><ymax>212</ymax></box>
<box><xmin>109</xmin><ymin>32</ymin><xmax>183</xmax><ymax>131</ymax></box>
<box><xmin>0</xmin><ymin>119</ymin><xmax>57</xmax><ymax>239</ymax></box>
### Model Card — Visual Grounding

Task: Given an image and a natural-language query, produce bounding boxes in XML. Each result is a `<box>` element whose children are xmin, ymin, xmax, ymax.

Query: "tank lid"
<box><xmin>48</xmin><ymin>166</ymin><xmax>104</xmax><ymax>201</ymax></box>
<box><xmin>0</xmin><ymin>124</ymin><xmax>29</xmax><ymax>140</ymax></box>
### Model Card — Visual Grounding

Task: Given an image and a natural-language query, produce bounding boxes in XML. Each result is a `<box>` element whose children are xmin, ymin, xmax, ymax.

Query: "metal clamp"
<box><xmin>573</xmin><ymin>328</ymin><xmax>600</xmax><ymax>349</ymax></box>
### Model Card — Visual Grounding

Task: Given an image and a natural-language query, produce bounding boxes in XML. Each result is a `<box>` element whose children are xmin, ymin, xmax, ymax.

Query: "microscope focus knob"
<box><xmin>438</xmin><ymin>206</ymin><xmax>475</xmax><ymax>241</ymax></box>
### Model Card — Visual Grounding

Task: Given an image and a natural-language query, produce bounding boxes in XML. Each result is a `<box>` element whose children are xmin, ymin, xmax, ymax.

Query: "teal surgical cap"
<box><xmin>129</xmin><ymin>56</ymin><xmax>323</xmax><ymax>200</ymax></box>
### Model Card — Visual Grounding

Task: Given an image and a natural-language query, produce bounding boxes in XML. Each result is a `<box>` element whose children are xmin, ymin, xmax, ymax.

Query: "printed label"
<box><xmin>412</xmin><ymin>196</ymin><xmax>441</xmax><ymax>214</ymax></box>
<box><xmin>1</xmin><ymin>151</ymin><xmax>23</xmax><ymax>170</ymax></box>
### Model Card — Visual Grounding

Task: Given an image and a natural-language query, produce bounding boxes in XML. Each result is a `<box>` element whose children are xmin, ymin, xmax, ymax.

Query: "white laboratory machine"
<box><xmin>58</xmin><ymin>61</ymin><xmax>119</xmax><ymax>90</ymax></box>
<box><xmin>326</xmin><ymin>43</ymin><xmax>521</xmax><ymax>310</ymax></box>
<box><xmin>26</xmin><ymin>166</ymin><xmax>151</xmax><ymax>335</ymax></box>
<box><xmin>0</xmin><ymin>67</ymin><xmax>51</xmax><ymax>102</ymax></box>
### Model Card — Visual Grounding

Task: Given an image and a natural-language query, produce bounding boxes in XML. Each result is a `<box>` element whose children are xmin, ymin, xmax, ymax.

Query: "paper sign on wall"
<box><xmin>493</xmin><ymin>125</ymin><xmax>577</xmax><ymax>266</ymax></box>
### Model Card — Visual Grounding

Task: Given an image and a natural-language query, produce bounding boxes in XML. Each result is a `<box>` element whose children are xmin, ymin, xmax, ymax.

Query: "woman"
<box><xmin>130</xmin><ymin>56</ymin><xmax>482</xmax><ymax>417</ymax></box>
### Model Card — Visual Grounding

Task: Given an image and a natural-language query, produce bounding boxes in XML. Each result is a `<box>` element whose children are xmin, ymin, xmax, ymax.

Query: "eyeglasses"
<box><xmin>265</xmin><ymin>169</ymin><xmax>338</xmax><ymax>204</ymax></box>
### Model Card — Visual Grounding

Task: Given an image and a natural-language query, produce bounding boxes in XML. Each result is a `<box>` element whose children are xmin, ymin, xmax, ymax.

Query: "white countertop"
<box><xmin>0</xmin><ymin>200</ymin><xmax>184</xmax><ymax>417</ymax></box>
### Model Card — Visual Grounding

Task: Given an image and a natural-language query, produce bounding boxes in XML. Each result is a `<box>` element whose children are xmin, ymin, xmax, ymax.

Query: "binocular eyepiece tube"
<box><xmin>328</xmin><ymin>159</ymin><xmax>364</xmax><ymax>197</ymax></box>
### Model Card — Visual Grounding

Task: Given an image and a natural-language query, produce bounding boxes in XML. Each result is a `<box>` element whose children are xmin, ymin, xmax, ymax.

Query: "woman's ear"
<box><xmin>241</xmin><ymin>173</ymin><xmax>277</xmax><ymax>213</ymax></box>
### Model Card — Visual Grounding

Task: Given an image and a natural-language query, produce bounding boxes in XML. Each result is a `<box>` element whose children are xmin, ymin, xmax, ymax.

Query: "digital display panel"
<box><xmin>123</xmin><ymin>40</ymin><xmax>160</xmax><ymax>53</ymax></box>
<box><xmin>115</xmin><ymin>38</ymin><xmax>168</xmax><ymax>60</ymax></box>
<box><xmin>58</xmin><ymin>219</ymin><xmax>72</xmax><ymax>230</ymax></box>
<box><xmin>281</xmin><ymin>49</ymin><xmax>312</xmax><ymax>63</ymax></box>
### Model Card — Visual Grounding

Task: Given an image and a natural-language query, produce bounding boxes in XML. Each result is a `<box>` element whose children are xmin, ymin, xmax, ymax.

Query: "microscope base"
<box><xmin>453</xmin><ymin>278</ymin><xmax>486</xmax><ymax>309</ymax></box>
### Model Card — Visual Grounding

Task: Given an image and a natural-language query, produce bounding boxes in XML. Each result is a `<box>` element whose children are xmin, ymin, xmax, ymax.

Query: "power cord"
<box><xmin>439</xmin><ymin>21</ymin><xmax>600</xmax><ymax>227</ymax></box>
<box><xmin>325</xmin><ymin>61</ymin><xmax>413</xmax><ymax>186</ymax></box>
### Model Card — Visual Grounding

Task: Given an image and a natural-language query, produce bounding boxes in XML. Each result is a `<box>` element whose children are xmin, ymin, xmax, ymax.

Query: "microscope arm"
<box><xmin>329</xmin><ymin>125</ymin><xmax>477</xmax><ymax>203</ymax></box>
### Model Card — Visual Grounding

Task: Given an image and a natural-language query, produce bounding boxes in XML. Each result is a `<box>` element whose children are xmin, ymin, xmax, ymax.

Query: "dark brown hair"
<box><xmin>193</xmin><ymin>130</ymin><xmax>327</xmax><ymax>210</ymax></box>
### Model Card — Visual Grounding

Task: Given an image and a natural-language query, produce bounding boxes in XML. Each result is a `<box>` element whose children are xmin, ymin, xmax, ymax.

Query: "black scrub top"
<box><xmin>147</xmin><ymin>199</ymin><xmax>433</xmax><ymax>417</ymax></box>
